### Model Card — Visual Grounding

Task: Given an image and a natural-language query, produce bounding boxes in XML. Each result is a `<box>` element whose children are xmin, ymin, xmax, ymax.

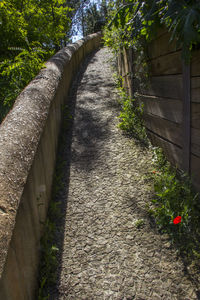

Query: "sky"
<box><xmin>72</xmin><ymin>0</ymin><xmax>101</xmax><ymax>42</ymax></box>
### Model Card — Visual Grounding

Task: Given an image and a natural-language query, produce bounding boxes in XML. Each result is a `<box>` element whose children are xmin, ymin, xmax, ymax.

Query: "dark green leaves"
<box><xmin>106</xmin><ymin>0</ymin><xmax>200</xmax><ymax>62</ymax></box>
<box><xmin>163</xmin><ymin>0</ymin><xmax>200</xmax><ymax>61</ymax></box>
<box><xmin>0</xmin><ymin>0</ymin><xmax>81</xmax><ymax>123</ymax></box>
<box><xmin>108</xmin><ymin>2</ymin><xmax>140</xmax><ymax>29</ymax></box>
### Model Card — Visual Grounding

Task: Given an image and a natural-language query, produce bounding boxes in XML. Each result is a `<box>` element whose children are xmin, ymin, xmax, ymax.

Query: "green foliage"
<box><xmin>104</xmin><ymin>0</ymin><xmax>200</xmax><ymax>267</ymax></box>
<box><xmin>0</xmin><ymin>44</ymin><xmax>53</xmax><ymax>122</ymax></box>
<box><xmin>78</xmin><ymin>1</ymin><xmax>108</xmax><ymax>37</ymax></box>
<box><xmin>150</xmin><ymin>147</ymin><xmax>200</xmax><ymax>260</ymax></box>
<box><xmin>0</xmin><ymin>0</ymin><xmax>79</xmax><ymax>123</ymax></box>
<box><xmin>161</xmin><ymin>0</ymin><xmax>200</xmax><ymax>61</ymax></box>
<box><xmin>135</xmin><ymin>219</ymin><xmax>145</xmax><ymax>228</ymax></box>
<box><xmin>0</xmin><ymin>1</ymin><xmax>27</xmax><ymax>57</ymax></box>
<box><xmin>0</xmin><ymin>0</ymin><xmax>73</xmax><ymax>53</ymax></box>
<box><xmin>104</xmin><ymin>0</ymin><xmax>200</xmax><ymax>62</ymax></box>
<box><xmin>83</xmin><ymin>3</ymin><xmax>104</xmax><ymax>36</ymax></box>
<box><xmin>115</xmin><ymin>75</ymin><xmax>148</xmax><ymax>144</ymax></box>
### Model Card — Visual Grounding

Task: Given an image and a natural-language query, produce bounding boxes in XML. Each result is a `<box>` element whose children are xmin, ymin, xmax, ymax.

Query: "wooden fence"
<box><xmin>117</xmin><ymin>28</ymin><xmax>200</xmax><ymax>192</ymax></box>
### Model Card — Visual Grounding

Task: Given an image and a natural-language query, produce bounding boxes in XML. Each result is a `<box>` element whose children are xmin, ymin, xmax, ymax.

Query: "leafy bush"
<box><xmin>104</xmin><ymin>0</ymin><xmax>200</xmax><ymax>62</ymax></box>
<box><xmin>0</xmin><ymin>44</ymin><xmax>53</xmax><ymax>123</ymax></box>
<box><xmin>150</xmin><ymin>147</ymin><xmax>200</xmax><ymax>259</ymax></box>
<box><xmin>114</xmin><ymin>75</ymin><xmax>148</xmax><ymax>143</ymax></box>
<box><xmin>0</xmin><ymin>0</ymin><xmax>78</xmax><ymax>123</ymax></box>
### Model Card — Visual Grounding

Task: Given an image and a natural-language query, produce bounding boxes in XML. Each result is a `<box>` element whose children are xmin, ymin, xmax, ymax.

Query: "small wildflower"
<box><xmin>173</xmin><ymin>216</ymin><xmax>181</xmax><ymax>224</ymax></box>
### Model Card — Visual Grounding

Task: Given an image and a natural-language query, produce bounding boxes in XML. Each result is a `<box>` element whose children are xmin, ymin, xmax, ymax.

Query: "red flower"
<box><xmin>173</xmin><ymin>216</ymin><xmax>181</xmax><ymax>224</ymax></box>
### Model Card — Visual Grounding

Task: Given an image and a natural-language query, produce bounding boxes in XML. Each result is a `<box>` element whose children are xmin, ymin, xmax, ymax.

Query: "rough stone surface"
<box><xmin>50</xmin><ymin>47</ymin><xmax>200</xmax><ymax>299</ymax></box>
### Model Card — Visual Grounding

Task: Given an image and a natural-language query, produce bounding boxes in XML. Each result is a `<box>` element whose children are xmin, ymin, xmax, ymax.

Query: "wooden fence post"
<box><xmin>130</xmin><ymin>47</ymin><xmax>134</xmax><ymax>97</ymax></box>
<box><xmin>182</xmin><ymin>61</ymin><xmax>191</xmax><ymax>174</ymax></box>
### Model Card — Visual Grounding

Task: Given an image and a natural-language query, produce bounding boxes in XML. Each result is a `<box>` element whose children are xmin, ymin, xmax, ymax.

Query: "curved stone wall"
<box><xmin>0</xmin><ymin>32</ymin><xmax>102</xmax><ymax>299</ymax></box>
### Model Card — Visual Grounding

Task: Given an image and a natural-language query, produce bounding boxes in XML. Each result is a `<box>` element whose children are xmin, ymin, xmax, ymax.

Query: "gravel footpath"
<box><xmin>52</xmin><ymin>47</ymin><xmax>199</xmax><ymax>300</ymax></box>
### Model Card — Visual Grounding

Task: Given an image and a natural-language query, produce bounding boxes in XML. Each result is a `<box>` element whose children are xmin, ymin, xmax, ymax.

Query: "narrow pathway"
<box><xmin>53</xmin><ymin>48</ymin><xmax>198</xmax><ymax>299</ymax></box>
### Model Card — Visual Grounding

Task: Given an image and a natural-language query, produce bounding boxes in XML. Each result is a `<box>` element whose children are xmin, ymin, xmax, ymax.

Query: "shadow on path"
<box><xmin>43</xmin><ymin>49</ymin><xmax>101</xmax><ymax>298</ymax></box>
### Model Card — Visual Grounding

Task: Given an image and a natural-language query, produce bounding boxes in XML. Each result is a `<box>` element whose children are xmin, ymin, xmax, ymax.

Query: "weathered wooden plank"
<box><xmin>191</xmin><ymin>128</ymin><xmax>200</xmax><ymax>157</ymax></box>
<box><xmin>182</xmin><ymin>62</ymin><xmax>191</xmax><ymax>174</ymax></box>
<box><xmin>149</xmin><ymin>50</ymin><xmax>182</xmax><ymax>76</ymax></box>
<box><xmin>123</xmin><ymin>47</ymin><xmax>132</xmax><ymax>98</ymax></box>
<box><xmin>137</xmin><ymin>95</ymin><xmax>182</xmax><ymax>124</ymax></box>
<box><xmin>117</xmin><ymin>54</ymin><xmax>122</xmax><ymax>77</ymax></box>
<box><xmin>148</xmin><ymin>130</ymin><xmax>200</xmax><ymax>193</ymax></box>
<box><xmin>142</xmin><ymin>75</ymin><xmax>183</xmax><ymax>99</ymax></box>
<box><xmin>121</xmin><ymin>52</ymin><xmax>125</xmax><ymax>78</ymax></box>
<box><xmin>191</xmin><ymin>77</ymin><xmax>200</xmax><ymax>103</ymax></box>
<box><xmin>191</xmin><ymin>49</ymin><xmax>200</xmax><ymax>76</ymax></box>
<box><xmin>137</xmin><ymin>96</ymin><xmax>200</xmax><ymax>128</ymax></box>
<box><xmin>190</xmin><ymin>154</ymin><xmax>200</xmax><ymax>192</ymax></box>
<box><xmin>143</xmin><ymin>113</ymin><xmax>182</xmax><ymax>146</ymax></box>
<box><xmin>127</xmin><ymin>48</ymin><xmax>134</xmax><ymax>98</ymax></box>
<box><xmin>191</xmin><ymin>103</ymin><xmax>200</xmax><ymax>129</ymax></box>
<box><xmin>147</xmin><ymin>32</ymin><xmax>179</xmax><ymax>60</ymax></box>
<box><xmin>150</xmin><ymin>26</ymin><xmax>168</xmax><ymax>41</ymax></box>
<box><xmin>147</xmin><ymin>130</ymin><xmax>182</xmax><ymax>168</ymax></box>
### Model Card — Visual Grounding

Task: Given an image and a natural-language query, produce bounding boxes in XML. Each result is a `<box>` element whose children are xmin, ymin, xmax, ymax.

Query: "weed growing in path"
<box><xmin>135</xmin><ymin>219</ymin><xmax>145</xmax><ymax>229</ymax></box>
